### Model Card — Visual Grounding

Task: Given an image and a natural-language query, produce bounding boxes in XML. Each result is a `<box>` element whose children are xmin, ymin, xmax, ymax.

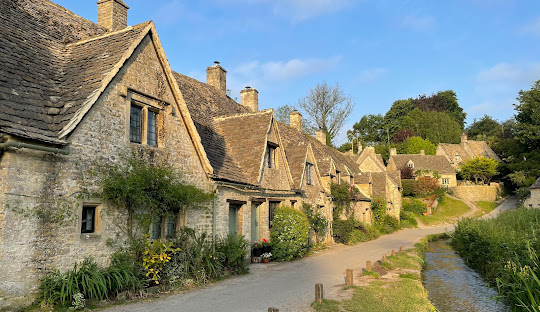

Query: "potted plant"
<box><xmin>252</xmin><ymin>241</ymin><xmax>263</xmax><ymax>257</ymax></box>
<box><xmin>261</xmin><ymin>252</ymin><xmax>272</xmax><ymax>263</ymax></box>
<box><xmin>262</xmin><ymin>238</ymin><xmax>272</xmax><ymax>253</ymax></box>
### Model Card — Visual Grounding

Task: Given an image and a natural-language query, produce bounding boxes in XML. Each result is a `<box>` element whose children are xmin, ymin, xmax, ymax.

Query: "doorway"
<box><xmin>251</xmin><ymin>202</ymin><xmax>261</xmax><ymax>242</ymax></box>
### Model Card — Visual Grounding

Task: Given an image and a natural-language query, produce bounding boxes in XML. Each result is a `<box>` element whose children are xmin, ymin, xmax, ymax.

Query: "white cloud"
<box><xmin>476</xmin><ymin>62</ymin><xmax>540</xmax><ymax>84</ymax></box>
<box><xmin>521</xmin><ymin>16</ymin><xmax>540</xmax><ymax>36</ymax></box>
<box><xmin>228</xmin><ymin>56</ymin><xmax>342</xmax><ymax>92</ymax></box>
<box><xmin>355</xmin><ymin>68</ymin><xmax>387</xmax><ymax>83</ymax></box>
<box><xmin>399</xmin><ymin>14</ymin><xmax>435</xmax><ymax>32</ymax></box>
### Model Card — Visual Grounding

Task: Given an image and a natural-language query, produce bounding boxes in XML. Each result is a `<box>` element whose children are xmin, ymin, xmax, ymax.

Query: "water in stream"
<box><xmin>423</xmin><ymin>240</ymin><xmax>511</xmax><ymax>312</ymax></box>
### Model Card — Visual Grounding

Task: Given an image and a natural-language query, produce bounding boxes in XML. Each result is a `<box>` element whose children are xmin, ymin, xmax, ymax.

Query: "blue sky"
<box><xmin>52</xmin><ymin>0</ymin><xmax>540</xmax><ymax>146</ymax></box>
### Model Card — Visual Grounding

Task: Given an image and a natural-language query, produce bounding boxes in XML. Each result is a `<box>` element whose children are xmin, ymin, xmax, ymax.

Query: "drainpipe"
<box><xmin>212</xmin><ymin>183</ymin><xmax>218</xmax><ymax>252</ymax></box>
<box><xmin>0</xmin><ymin>141</ymin><xmax>69</xmax><ymax>155</ymax></box>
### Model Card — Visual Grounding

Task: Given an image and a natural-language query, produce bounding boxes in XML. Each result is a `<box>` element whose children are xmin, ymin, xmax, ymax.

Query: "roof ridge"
<box><xmin>214</xmin><ymin>109</ymin><xmax>274</xmax><ymax>121</ymax></box>
<box><xmin>67</xmin><ymin>22</ymin><xmax>151</xmax><ymax>46</ymax></box>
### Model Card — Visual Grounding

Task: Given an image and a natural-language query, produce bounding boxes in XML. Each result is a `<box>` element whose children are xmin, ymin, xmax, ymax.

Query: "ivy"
<box><xmin>302</xmin><ymin>202</ymin><xmax>329</xmax><ymax>243</ymax></box>
<box><xmin>330</xmin><ymin>183</ymin><xmax>359</xmax><ymax>219</ymax></box>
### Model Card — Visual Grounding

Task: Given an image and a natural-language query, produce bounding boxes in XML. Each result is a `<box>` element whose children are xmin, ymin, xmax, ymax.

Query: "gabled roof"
<box><xmin>438</xmin><ymin>141</ymin><xmax>501</xmax><ymax>163</ymax></box>
<box><xmin>530</xmin><ymin>177</ymin><xmax>540</xmax><ymax>190</ymax></box>
<box><xmin>278</xmin><ymin>123</ymin><xmax>312</xmax><ymax>189</ymax></box>
<box><xmin>0</xmin><ymin>0</ymin><xmax>148</xmax><ymax>144</ymax></box>
<box><xmin>356</xmin><ymin>147</ymin><xmax>386</xmax><ymax>172</ymax></box>
<box><xmin>214</xmin><ymin>110</ymin><xmax>278</xmax><ymax>186</ymax></box>
<box><xmin>390</xmin><ymin>154</ymin><xmax>455</xmax><ymax>174</ymax></box>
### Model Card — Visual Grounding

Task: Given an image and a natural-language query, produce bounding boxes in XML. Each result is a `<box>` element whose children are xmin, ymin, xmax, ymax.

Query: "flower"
<box><xmin>261</xmin><ymin>252</ymin><xmax>272</xmax><ymax>260</ymax></box>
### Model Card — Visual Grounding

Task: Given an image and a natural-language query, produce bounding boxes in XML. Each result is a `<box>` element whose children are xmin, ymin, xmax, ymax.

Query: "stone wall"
<box><xmin>0</xmin><ymin>35</ymin><xmax>212</xmax><ymax>309</ymax></box>
<box><xmin>524</xmin><ymin>189</ymin><xmax>540</xmax><ymax>209</ymax></box>
<box><xmin>452</xmin><ymin>183</ymin><xmax>502</xmax><ymax>202</ymax></box>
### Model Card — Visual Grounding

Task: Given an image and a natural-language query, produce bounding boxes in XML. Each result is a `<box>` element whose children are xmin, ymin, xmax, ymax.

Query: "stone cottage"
<box><xmin>387</xmin><ymin>149</ymin><xmax>457</xmax><ymax>188</ymax></box>
<box><xmin>524</xmin><ymin>177</ymin><xmax>540</xmax><ymax>209</ymax></box>
<box><xmin>0</xmin><ymin>0</ymin><xmax>402</xmax><ymax>308</ymax></box>
<box><xmin>436</xmin><ymin>133</ymin><xmax>501</xmax><ymax>170</ymax></box>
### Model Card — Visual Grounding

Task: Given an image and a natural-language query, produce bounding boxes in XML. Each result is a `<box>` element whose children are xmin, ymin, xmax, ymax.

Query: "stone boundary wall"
<box><xmin>452</xmin><ymin>183</ymin><xmax>502</xmax><ymax>202</ymax></box>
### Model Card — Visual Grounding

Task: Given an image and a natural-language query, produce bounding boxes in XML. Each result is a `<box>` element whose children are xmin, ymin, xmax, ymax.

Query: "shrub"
<box><xmin>400</xmin><ymin>210</ymin><xmax>418</xmax><ymax>228</ymax></box>
<box><xmin>332</xmin><ymin>219</ymin><xmax>380</xmax><ymax>244</ymax></box>
<box><xmin>270</xmin><ymin>206</ymin><xmax>309</xmax><ymax>261</ymax></box>
<box><xmin>142</xmin><ymin>237</ymin><xmax>179</xmax><ymax>285</ymax></box>
<box><xmin>413</xmin><ymin>176</ymin><xmax>440</xmax><ymax>197</ymax></box>
<box><xmin>302</xmin><ymin>202</ymin><xmax>329</xmax><ymax>243</ymax></box>
<box><xmin>216</xmin><ymin>233</ymin><xmax>250</xmax><ymax>275</ymax></box>
<box><xmin>38</xmin><ymin>258</ymin><xmax>141</xmax><ymax>307</ymax></box>
<box><xmin>401</xmin><ymin>180</ymin><xmax>416</xmax><ymax>196</ymax></box>
<box><xmin>379</xmin><ymin>214</ymin><xmax>400</xmax><ymax>234</ymax></box>
<box><xmin>402</xmin><ymin>198</ymin><xmax>427</xmax><ymax>215</ymax></box>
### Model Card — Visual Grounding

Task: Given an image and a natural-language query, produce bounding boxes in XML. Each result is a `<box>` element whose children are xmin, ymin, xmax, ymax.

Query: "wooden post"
<box><xmin>366</xmin><ymin>260</ymin><xmax>372</xmax><ymax>271</ymax></box>
<box><xmin>268</xmin><ymin>308</ymin><xmax>279</xmax><ymax>312</ymax></box>
<box><xmin>392</xmin><ymin>249</ymin><xmax>396</xmax><ymax>256</ymax></box>
<box><xmin>346</xmin><ymin>269</ymin><xmax>353</xmax><ymax>287</ymax></box>
<box><xmin>315</xmin><ymin>283</ymin><xmax>324</xmax><ymax>304</ymax></box>
<box><xmin>399</xmin><ymin>246</ymin><xmax>403</xmax><ymax>252</ymax></box>
<box><xmin>382</xmin><ymin>254</ymin><xmax>387</xmax><ymax>262</ymax></box>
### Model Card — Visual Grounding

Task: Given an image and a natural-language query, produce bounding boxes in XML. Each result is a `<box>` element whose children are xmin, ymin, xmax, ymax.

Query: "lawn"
<box><xmin>417</xmin><ymin>196</ymin><xmax>470</xmax><ymax>226</ymax></box>
<box><xmin>472</xmin><ymin>201</ymin><xmax>497</xmax><ymax>217</ymax></box>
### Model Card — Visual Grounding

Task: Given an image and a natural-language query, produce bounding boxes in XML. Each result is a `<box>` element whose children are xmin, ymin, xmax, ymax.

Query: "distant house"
<box><xmin>437</xmin><ymin>133</ymin><xmax>501</xmax><ymax>170</ymax></box>
<box><xmin>524</xmin><ymin>177</ymin><xmax>540</xmax><ymax>209</ymax></box>
<box><xmin>387</xmin><ymin>149</ymin><xmax>457</xmax><ymax>188</ymax></box>
<box><xmin>356</xmin><ymin>146</ymin><xmax>386</xmax><ymax>173</ymax></box>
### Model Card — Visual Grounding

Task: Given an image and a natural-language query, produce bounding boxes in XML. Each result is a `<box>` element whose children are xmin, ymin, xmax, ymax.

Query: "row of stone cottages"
<box><xmin>0</xmin><ymin>0</ymin><xmax>402</xmax><ymax>307</ymax></box>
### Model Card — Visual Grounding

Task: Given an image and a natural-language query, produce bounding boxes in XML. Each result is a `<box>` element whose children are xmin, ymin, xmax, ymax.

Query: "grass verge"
<box><xmin>418</xmin><ymin>196</ymin><xmax>470</xmax><ymax>226</ymax></box>
<box><xmin>472</xmin><ymin>201</ymin><xmax>497</xmax><ymax>217</ymax></box>
<box><xmin>312</xmin><ymin>234</ymin><xmax>447</xmax><ymax>312</ymax></box>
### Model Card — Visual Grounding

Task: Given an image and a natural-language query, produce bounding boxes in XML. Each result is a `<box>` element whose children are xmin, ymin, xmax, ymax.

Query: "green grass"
<box><xmin>417</xmin><ymin>195</ymin><xmax>470</xmax><ymax>226</ymax></box>
<box><xmin>312</xmin><ymin>279</ymin><xmax>435</xmax><ymax>312</ymax></box>
<box><xmin>382</xmin><ymin>251</ymin><xmax>424</xmax><ymax>271</ymax></box>
<box><xmin>361</xmin><ymin>270</ymin><xmax>380</xmax><ymax>278</ymax></box>
<box><xmin>473</xmin><ymin>201</ymin><xmax>497</xmax><ymax>217</ymax></box>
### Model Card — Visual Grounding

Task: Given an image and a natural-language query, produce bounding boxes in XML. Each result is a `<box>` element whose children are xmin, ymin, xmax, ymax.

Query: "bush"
<box><xmin>333</xmin><ymin>219</ymin><xmax>380</xmax><ymax>244</ymax></box>
<box><xmin>400</xmin><ymin>210</ymin><xmax>418</xmax><ymax>228</ymax></box>
<box><xmin>38</xmin><ymin>258</ymin><xmax>141</xmax><ymax>307</ymax></box>
<box><xmin>216</xmin><ymin>233</ymin><xmax>250</xmax><ymax>275</ymax></box>
<box><xmin>270</xmin><ymin>206</ymin><xmax>309</xmax><ymax>261</ymax></box>
<box><xmin>379</xmin><ymin>214</ymin><xmax>400</xmax><ymax>234</ymax></box>
<box><xmin>401</xmin><ymin>180</ymin><xmax>416</xmax><ymax>196</ymax></box>
<box><xmin>413</xmin><ymin>176</ymin><xmax>440</xmax><ymax>197</ymax></box>
<box><xmin>302</xmin><ymin>203</ymin><xmax>329</xmax><ymax>243</ymax></box>
<box><xmin>402</xmin><ymin>198</ymin><xmax>427</xmax><ymax>215</ymax></box>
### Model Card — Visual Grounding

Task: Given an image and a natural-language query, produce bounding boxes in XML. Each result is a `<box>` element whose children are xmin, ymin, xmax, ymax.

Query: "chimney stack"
<box><xmin>97</xmin><ymin>0</ymin><xmax>129</xmax><ymax>32</ymax></box>
<box><xmin>390</xmin><ymin>148</ymin><xmax>397</xmax><ymax>156</ymax></box>
<box><xmin>461</xmin><ymin>132</ymin><xmax>468</xmax><ymax>144</ymax></box>
<box><xmin>316</xmin><ymin>129</ymin><xmax>327</xmax><ymax>145</ymax></box>
<box><xmin>240</xmin><ymin>86</ymin><xmax>258</xmax><ymax>112</ymax></box>
<box><xmin>358</xmin><ymin>142</ymin><xmax>363</xmax><ymax>154</ymax></box>
<box><xmin>420</xmin><ymin>150</ymin><xmax>425</xmax><ymax>155</ymax></box>
<box><xmin>290</xmin><ymin>111</ymin><xmax>302</xmax><ymax>132</ymax></box>
<box><xmin>206</xmin><ymin>61</ymin><xmax>227</xmax><ymax>96</ymax></box>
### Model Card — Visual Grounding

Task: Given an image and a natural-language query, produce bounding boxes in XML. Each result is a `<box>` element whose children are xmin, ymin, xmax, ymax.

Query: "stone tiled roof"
<box><xmin>531</xmin><ymin>177</ymin><xmax>540</xmax><ymax>190</ymax></box>
<box><xmin>438</xmin><ymin>141</ymin><xmax>501</xmax><ymax>163</ymax></box>
<box><xmin>0</xmin><ymin>0</ymin><xmax>148</xmax><ymax>144</ymax></box>
<box><xmin>278</xmin><ymin>123</ymin><xmax>311</xmax><ymax>189</ymax></box>
<box><xmin>214</xmin><ymin>111</ymin><xmax>275</xmax><ymax>186</ymax></box>
<box><xmin>390</xmin><ymin>154</ymin><xmax>455</xmax><ymax>174</ymax></box>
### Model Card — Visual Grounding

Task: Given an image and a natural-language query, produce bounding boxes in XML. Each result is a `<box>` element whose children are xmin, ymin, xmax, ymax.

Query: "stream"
<box><xmin>423</xmin><ymin>240</ymin><xmax>511</xmax><ymax>312</ymax></box>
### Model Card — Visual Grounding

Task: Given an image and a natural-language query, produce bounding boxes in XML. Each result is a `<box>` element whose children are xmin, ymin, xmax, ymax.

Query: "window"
<box><xmin>407</xmin><ymin>161</ymin><xmax>414</xmax><ymax>169</ymax></box>
<box><xmin>455</xmin><ymin>154</ymin><xmax>461</xmax><ymax>162</ymax></box>
<box><xmin>442</xmin><ymin>178</ymin><xmax>450</xmax><ymax>185</ymax></box>
<box><xmin>81</xmin><ymin>205</ymin><xmax>97</xmax><ymax>233</ymax></box>
<box><xmin>267</xmin><ymin>145</ymin><xmax>277</xmax><ymax>168</ymax></box>
<box><xmin>150</xmin><ymin>216</ymin><xmax>162</xmax><ymax>239</ymax></box>
<box><xmin>130</xmin><ymin>103</ymin><xmax>158</xmax><ymax>146</ymax></box>
<box><xmin>269</xmin><ymin>201</ymin><xmax>280</xmax><ymax>228</ymax></box>
<box><xmin>336</xmin><ymin>171</ymin><xmax>341</xmax><ymax>184</ymax></box>
<box><xmin>150</xmin><ymin>213</ymin><xmax>178</xmax><ymax>239</ymax></box>
<box><xmin>305</xmin><ymin>162</ymin><xmax>314</xmax><ymax>185</ymax></box>
<box><xmin>130</xmin><ymin>105</ymin><xmax>143</xmax><ymax>143</ymax></box>
<box><xmin>229</xmin><ymin>204</ymin><xmax>242</xmax><ymax>234</ymax></box>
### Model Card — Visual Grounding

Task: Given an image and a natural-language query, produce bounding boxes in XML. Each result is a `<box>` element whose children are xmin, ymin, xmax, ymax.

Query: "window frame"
<box><xmin>127</xmin><ymin>90</ymin><xmax>166</xmax><ymax>148</ymax></box>
<box><xmin>267</xmin><ymin>143</ymin><xmax>278</xmax><ymax>169</ymax></box>
<box><xmin>305</xmin><ymin>162</ymin><xmax>314</xmax><ymax>185</ymax></box>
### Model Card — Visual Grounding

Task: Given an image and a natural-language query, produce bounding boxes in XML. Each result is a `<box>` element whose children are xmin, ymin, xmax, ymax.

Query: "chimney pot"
<box><xmin>390</xmin><ymin>148</ymin><xmax>397</xmax><ymax>156</ymax></box>
<box><xmin>316</xmin><ymin>129</ymin><xmax>327</xmax><ymax>145</ymax></box>
<box><xmin>420</xmin><ymin>150</ymin><xmax>425</xmax><ymax>155</ymax></box>
<box><xmin>97</xmin><ymin>0</ymin><xmax>129</xmax><ymax>32</ymax></box>
<box><xmin>240</xmin><ymin>87</ymin><xmax>258</xmax><ymax>112</ymax></box>
<box><xmin>206</xmin><ymin>62</ymin><xmax>227</xmax><ymax>96</ymax></box>
<box><xmin>290</xmin><ymin>111</ymin><xmax>303</xmax><ymax>132</ymax></box>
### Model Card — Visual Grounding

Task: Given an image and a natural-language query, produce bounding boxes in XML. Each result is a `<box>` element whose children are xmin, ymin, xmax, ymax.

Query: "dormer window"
<box><xmin>267</xmin><ymin>143</ymin><xmax>278</xmax><ymax>168</ymax></box>
<box><xmin>455</xmin><ymin>154</ymin><xmax>461</xmax><ymax>162</ymax></box>
<box><xmin>336</xmin><ymin>170</ymin><xmax>341</xmax><ymax>184</ymax></box>
<box><xmin>407</xmin><ymin>160</ymin><xmax>414</xmax><ymax>169</ymax></box>
<box><xmin>305</xmin><ymin>162</ymin><xmax>314</xmax><ymax>185</ymax></box>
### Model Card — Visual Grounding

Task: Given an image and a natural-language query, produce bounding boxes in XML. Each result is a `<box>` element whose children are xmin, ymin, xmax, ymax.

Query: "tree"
<box><xmin>384</xmin><ymin>99</ymin><xmax>413</xmax><ymax>135</ymax></box>
<box><xmin>398</xmin><ymin>136</ymin><xmax>436</xmax><ymax>155</ymax></box>
<box><xmin>514</xmin><ymin>80</ymin><xmax>540</xmax><ymax>150</ymax></box>
<box><xmin>297</xmin><ymin>82</ymin><xmax>354</xmax><ymax>146</ymax></box>
<box><xmin>460</xmin><ymin>157</ymin><xmax>498</xmax><ymax>185</ymax></box>
<box><xmin>401</xmin><ymin>109</ymin><xmax>462</xmax><ymax>145</ymax></box>
<box><xmin>348</xmin><ymin>114</ymin><xmax>385</xmax><ymax>145</ymax></box>
<box><xmin>392</xmin><ymin>129</ymin><xmax>416</xmax><ymax>143</ymax></box>
<box><xmin>466</xmin><ymin>115</ymin><xmax>502</xmax><ymax>144</ymax></box>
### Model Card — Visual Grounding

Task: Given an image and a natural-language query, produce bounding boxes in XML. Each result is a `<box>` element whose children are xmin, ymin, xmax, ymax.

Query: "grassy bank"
<box><xmin>312</xmin><ymin>234</ymin><xmax>445</xmax><ymax>312</ymax></box>
<box><xmin>417</xmin><ymin>196</ymin><xmax>470</xmax><ymax>226</ymax></box>
<box><xmin>451</xmin><ymin>208</ymin><xmax>540</xmax><ymax>311</ymax></box>
<box><xmin>472</xmin><ymin>201</ymin><xmax>497</xmax><ymax>217</ymax></box>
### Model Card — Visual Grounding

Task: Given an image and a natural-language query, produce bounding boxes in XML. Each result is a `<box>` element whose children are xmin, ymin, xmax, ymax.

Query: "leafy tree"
<box><xmin>514</xmin><ymin>80</ymin><xmax>540</xmax><ymax>150</ymax></box>
<box><xmin>401</xmin><ymin>109</ymin><xmax>462</xmax><ymax>144</ymax></box>
<box><xmin>398</xmin><ymin>136</ymin><xmax>436</xmax><ymax>155</ymax></box>
<box><xmin>297</xmin><ymin>82</ymin><xmax>354</xmax><ymax>146</ymax></box>
<box><xmin>460</xmin><ymin>157</ymin><xmax>498</xmax><ymax>185</ymax></box>
<box><xmin>348</xmin><ymin>114</ymin><xmax>385</xmax><ymax>145</ymax></box>
<box><xmin>384</xmin><ymin>99</ymin><xmax>413</xmax><ymax>135</ymax></box>
<box><xmin>338</xmin><ymin>142</ymin><xmax>353</xmax><ymax>153</ymax></box>
<box><xmin>391</xmin><ymin>129</ymin><xmax>416</xmax><ymax>143</ymax></box>
<box><xmin>466</xmin><ymin>115</ymin><xmax>502</xmax><ymax>145</ymax></box>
